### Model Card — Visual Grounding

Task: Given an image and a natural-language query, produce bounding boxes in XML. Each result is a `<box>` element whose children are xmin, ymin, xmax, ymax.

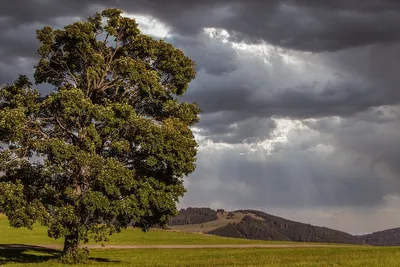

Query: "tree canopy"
<box><xmin>0</xmin><ymin>8</ymin><xmax>200</xmax><ymax>263</ymax></box>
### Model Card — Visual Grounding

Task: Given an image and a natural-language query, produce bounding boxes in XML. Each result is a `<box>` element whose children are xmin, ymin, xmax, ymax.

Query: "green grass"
<box><xmin>0</xmin><ymin>215</ymin><xmax>295</xmax><ymax>245</ymax></box>
<box><xmin>1</xmin><ymin>247</ymin><xmax>400</xmax><ymax>266</ymax></box>
<box><xmin>2</xmin><ymin>214</ymin><xmax>399</xmax><ymax>266</ymax></box>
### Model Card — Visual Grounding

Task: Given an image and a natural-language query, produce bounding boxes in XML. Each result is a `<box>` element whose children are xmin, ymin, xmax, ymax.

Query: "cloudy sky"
<box><xmin>2</xmin><ymin>0</ymin><xmax>400</xmax><ymax>235</ymax></box>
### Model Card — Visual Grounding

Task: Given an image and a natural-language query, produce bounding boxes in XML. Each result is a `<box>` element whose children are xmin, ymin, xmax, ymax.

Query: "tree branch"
<box><xmin>61</xmin><ymin>61</ymin><xmax>79</xmax><ymax>87</ymax></box>
<box><xmin>55</xmin><ymin>116</ymin><xmax>79</xmax><ymax>143</ymax></box>
<box><xmin>94</xmin><ymin>30</ymin><xmax>124</xmax><ymax>93</ymax></box>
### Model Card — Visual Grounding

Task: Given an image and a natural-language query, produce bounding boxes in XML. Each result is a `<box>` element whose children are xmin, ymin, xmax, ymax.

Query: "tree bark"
<box><xmin>62</xmin><ymin>233</ymin><xmax>80</xmax><ymax>260</ymax></box>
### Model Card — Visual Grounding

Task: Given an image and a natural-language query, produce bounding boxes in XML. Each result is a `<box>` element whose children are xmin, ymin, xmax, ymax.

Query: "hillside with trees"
<box><xmin>357</xmin><ymin>227</ymin><xmax>400</xmax><ymax>246</ymax></box>
<box><xmin>208</xmin><ymin>212</ymin><xmax>360</xmax><ymax>244</ymax></box>
<box><xmin>168</xmin><ymin>208</ymin><xmax>218</xmax><ymax>225</ymax></box>
<box><xmin>168</xmin><ymin>207</ymin><xmax>399</xmax><ymax>246</ymax></box>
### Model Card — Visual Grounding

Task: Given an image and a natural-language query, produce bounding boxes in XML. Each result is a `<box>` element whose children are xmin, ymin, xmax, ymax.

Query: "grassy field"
<box><xmin>1</xmin><ymin>247</ymin><xmax>400</xmax><ymax>266</ymax></box>
<box><xmin>2</xmin><ymin>214</ymin><xmax>400</xmax><ymax>266</ymax></box>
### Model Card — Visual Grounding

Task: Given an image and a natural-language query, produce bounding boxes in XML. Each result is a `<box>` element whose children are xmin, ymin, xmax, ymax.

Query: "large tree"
<box><xmin>0</xmin><ymin>8</ymin><xmax>200</xmax><ymax>263</ymax></box>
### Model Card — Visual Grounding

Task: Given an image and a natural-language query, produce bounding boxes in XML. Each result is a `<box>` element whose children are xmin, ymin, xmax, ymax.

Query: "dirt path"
<box><xmin>0</xmin><ymin>244</ymin><xmax>352</xmax><ymax>250</ymax></box>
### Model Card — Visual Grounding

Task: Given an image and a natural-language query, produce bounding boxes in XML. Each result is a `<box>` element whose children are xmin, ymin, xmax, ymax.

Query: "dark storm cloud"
<box><xmin>0</xmin><ymin>1</ymin><xmax>97</xmax><ymax>84</ymax></box>
<box><xmin>165</xmin><ymin>33</ymin><xmax>239</xmax><ymax>75</ymax></box>
<box><xmin>0</xmin><ymin>1</ymin><xmax>94</xmax><ymax>26</ymax></box>
<box><xmin>0</xmin><ymin>23</ymin><xmax>40</xmax><ymax>62</ymax></box>
<box><xmin>62</xmin><ymin>0</ymin><xmax>400</xmax><ymax>52</ymax></box>
<box><xmin>113</xmin><ymin>0</ymin><xmax>400</xmax><ymax>52</ymax></box>
<box><xmin>167</xmin><ymin>32</ymin><xmax>400</xmax><ymax>142</ymax></box>
<box><xmin>177</xmin><ymin>40</ymin><xmax>399</xmax><ymax>120</ymax></box>
<box><xmin>1</xmin><ymin>0</ymin><xmax>399</xmax><ymax>56</ymax></box>
<box><xmin>197</xmin><ymin>112</ymin><xmax>276</xmax><ymax>144</ymax></box>
<box><xmin>187</xmin><ymin>76</ymin><xmax>384</xmax><ymax>119</ymax></box>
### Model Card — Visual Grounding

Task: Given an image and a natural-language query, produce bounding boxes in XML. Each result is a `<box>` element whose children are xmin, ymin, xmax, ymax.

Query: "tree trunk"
<box><xmin>61</xmin><ymin>233</ymin><xmax>80</xmax><ymax>263</ymax></box>
<box><xmin>63</xmin><ymin>234</ymin><xmax>79</xmax><ymax>254</ymax></box>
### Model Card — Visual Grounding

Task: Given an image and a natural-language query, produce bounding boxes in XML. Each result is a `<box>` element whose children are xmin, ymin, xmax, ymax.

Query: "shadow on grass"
<box><xmin>0</xmin><ymin>244</ymin><xmax>120</xmax><ymax>265</ymax></box>
<box><xmin>0</xmin><ymin>244</ymin><xmax>59</xmax><ymax>265</ymax></box>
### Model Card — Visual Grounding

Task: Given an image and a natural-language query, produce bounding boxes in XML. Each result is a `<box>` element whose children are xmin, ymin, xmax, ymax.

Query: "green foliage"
<box><xmin>0</xmin><ymin>8</ymin><xmax>200</xmax><ymax>263</ymax></box>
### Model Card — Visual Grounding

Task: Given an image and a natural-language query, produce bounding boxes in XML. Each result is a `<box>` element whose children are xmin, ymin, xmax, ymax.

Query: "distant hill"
<box><xmin>168</xmin><ymin>207</ymin><xmax>399</xmax><ymax>246</ymax></box>
<box><xmin>168</xmin><ymin>207</ymin><xmax>218</xmax><ymax>226</ymax></box>
<box><xmin>357</xmin><ymin>227</ymin><xmax>400</xmax><ymax>246</ymax></box>
<box><xmin>209</xmin><ymin>210</ymin><xmax>361</xmax><ymax>244</ymax></box>
<box><xmin>208</xmin><ymin>215</ymin><xmax>291</xmax><ymax>241</ymax></box>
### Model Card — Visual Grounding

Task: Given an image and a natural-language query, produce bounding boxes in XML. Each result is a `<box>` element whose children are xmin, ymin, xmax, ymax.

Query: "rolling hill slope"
<box><xmin>357</xmin><ymin>227</ymin><xmax>400</xmax><ymax>246</ymax></box>
<box><xmin>168</xmin><ymin>207</ymin><xmax>399</xmax><ymax>246</ymax></box>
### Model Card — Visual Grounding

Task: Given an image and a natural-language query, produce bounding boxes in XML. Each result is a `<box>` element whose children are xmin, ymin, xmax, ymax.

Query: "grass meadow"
<box><xmin>1</xmin><ymin>214</ymin><xmax>400</xmax><ymax>266</ymax></box>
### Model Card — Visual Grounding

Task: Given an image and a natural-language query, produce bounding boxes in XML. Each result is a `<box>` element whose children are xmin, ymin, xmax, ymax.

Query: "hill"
<box><xmin>208</xmin><ymin>211</ymin><xmax>360</xmax><ymax>244</ymax></box>
<box><xmin>168</xmin><ymin>207</ymin><xmax>399</xmax><ymax>246</ymax></box>
<box><xmin>168</xmin><ymin>207</ymin><xmax>218</xmax><ymax>225</ymax></box>
<box><xmin>357</xmin><ymin>227</ymin><xmax>400</xmax><ymax>246</ymax></box>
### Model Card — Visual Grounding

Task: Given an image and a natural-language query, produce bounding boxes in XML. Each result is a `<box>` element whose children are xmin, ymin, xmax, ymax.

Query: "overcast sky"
<box><xmin>1</xmin><ymin>0</ymin><xmax>400</xmax><ymax>235</ymax></box>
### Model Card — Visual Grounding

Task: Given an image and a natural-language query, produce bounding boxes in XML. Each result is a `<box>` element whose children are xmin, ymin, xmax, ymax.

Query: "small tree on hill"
<box><xmin>0</xmin><ymin>8</ymin><xmax>200</xmax><ymax>263</ymax></box>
